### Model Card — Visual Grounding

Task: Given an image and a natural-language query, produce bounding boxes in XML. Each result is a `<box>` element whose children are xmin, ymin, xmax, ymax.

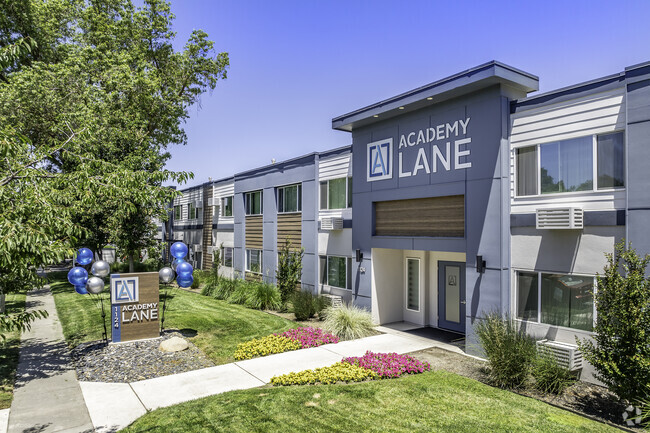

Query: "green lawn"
<box><xmin>124</xmin><ymin>370</ymin><xmax>619</xmax><ymax>433</ymax></box>
<box><xmin>0</xmin><ymin>293</ymin><xmax>26</xmax><ymax>409</ymax></box>
<box><xmin>48</xmin><ymin>272</ymin><xmax>298</xmax><ymax>365</ymax></box>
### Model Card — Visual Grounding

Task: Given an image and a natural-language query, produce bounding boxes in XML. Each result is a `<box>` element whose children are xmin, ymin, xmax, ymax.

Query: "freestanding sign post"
<box><xmin>110</xmin><ymin>271</ymin><xmax>160</xmax><ymax>343</ymax></box>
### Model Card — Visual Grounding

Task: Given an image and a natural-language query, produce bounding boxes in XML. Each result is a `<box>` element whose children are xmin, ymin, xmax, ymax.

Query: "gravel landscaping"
<box><xmin>71</xmin><ymin>330</ymin><xmax>214</xmax><ymax>383</ymax></box>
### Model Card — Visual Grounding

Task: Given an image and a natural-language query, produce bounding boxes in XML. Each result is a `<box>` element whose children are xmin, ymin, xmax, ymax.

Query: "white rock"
<box><xmin>159</xmin><ymin>336</ymin><xmax>189</xmax><ymax>352</ymax></box>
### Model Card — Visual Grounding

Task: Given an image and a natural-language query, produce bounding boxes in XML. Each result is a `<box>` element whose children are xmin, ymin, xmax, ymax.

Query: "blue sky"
<box><xmin>162</xmin><ymin>0</ymin><xmax>650</xmax><ymax>188</ymax></box>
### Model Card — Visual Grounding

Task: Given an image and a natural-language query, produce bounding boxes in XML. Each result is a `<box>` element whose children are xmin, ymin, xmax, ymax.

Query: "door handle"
<box><xmin>460</xmin><ymin>300</ymin><xmax>466</xmax><ymax>305</ymax></box>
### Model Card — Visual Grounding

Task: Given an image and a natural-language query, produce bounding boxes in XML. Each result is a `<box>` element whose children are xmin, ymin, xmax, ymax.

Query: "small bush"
<box><xmin>271</xmin><ymin>362</ymin><xmax>376</xmax><ymax>386</ymax></box>
<box><xmin>234</xmin><ymin>335</ymin><xmax>301</xmax><ymax>360</ymax></box>
<box><xmin>475</xmin><ymin>313</ymin><xmax>536</xmax><ymax>389</ymax></box>
<box><xmin>532</xmin><ymin>348</ymin><xmax>577</xmax><ymax>394</ymax></box>
<box><xmin>292</xmin><ymin>290</ymin><xmax>316</xmax><ymax>320</ymax></box>
<box><xmin>323</xmin><ymin>304</ymin><xmax>374</xmax><ymax>340</ymax></box>
<box><xmin>343</xmin><ymin>351</ymin><xmax>431</xmax><ymax>379</ymax></box>
<box><xmin>191</xmin><ymin>269</ymin><xmax>203</xmax><ymax>289</ymax></box>
<box><xmin>248</xmin><ymin>281</ymin><xmax>281</xmax><ymax>310</ymax></box>
<box><xmin>277</xmin><ymin>327</ymin><xmax>338</xmax><ymax>348</ymax></box>
<box><xmin>227</xmin><ymin>281</ymin><xmax>251</xmax><ymax>305</ymax></box>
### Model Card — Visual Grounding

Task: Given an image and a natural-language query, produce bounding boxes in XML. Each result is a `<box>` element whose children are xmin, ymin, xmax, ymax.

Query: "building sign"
<box><xmin>367</xmin><ymin>117</ymin><xmax>473</xmax><ymax>181</ymax></box>
<box><xmin>110</xmin><ymin>272</ymin><xmax>159</xmax><ymax>343</ymax></box>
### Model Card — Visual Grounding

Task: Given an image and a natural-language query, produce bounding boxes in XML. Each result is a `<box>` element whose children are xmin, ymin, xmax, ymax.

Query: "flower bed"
<box><xmin>276</xmin><ymin>327</ymin><xmax>339</xmax><ymax>348</ymax></box>
<box><xmin>234</xmin><ymin>327</ymin><xmax>338</xmax><ymax>360</ymax></box>
<box><xmin>271</xmin><ymin>351</ymin><xmax>431</xmax><ymax>386</ymax></box>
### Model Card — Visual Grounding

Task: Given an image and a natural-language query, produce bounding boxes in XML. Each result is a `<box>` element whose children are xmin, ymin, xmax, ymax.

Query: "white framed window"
<box><xmin>277</xmin><ymin>183</ymin><xmax>302</xmax><ymax>213</ymax></box>
<box><xmin>516</xmin><ymin>270</ymin><xmax>594</xmax><ymax>332</ymax></box>
<box><xmin>221</xmin><ymin>196</ymin><xmax>233</xmax><ymax>217</ymax></box>
<box><xmin>221</xmin><ymin>247</ymin><xmax>233</xmax><ymax>268</ymax></box>
<box><xmin>515</xmin><ymin>131</ymin><xmax>625</xmax><ymax>197</ymax></box>
<box><xmin>319</xmin><ymin>255</ymin><xmax>351</xmax><ymax>289</ymax></box>
<box><xmin>246</xmin><ymin>249</ymin><xmax>262</xmax><ymax>273</ymax></box>
<box><xmin>245</xmin><ymin>191</ymin><xmax>263</xmax><ymax>215</ymax></box>
<box><xmin>406</xmin><ymin>258</ymin><xmax>420</xmax><ymax>311</ymax></box>
<box><xmin>319</xmin><ymin>177</ymin><xmax>352</xmax><ymax>210</ymax></box>
<box><xmin>187</xmin><ymin>203</ymin><xmax>201</xmax><ymax>220</ymax></box>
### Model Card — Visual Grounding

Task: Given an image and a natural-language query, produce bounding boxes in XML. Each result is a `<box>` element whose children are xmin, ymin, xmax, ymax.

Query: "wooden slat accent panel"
<box><xmin>245</xmin><ymin>216</ymin><xmax>263</xmax><ymax>249</ymax></box>
<box><xmin>202</xmin><ymin>185</ymin><xmax>213</xmax><ymax>270</ymax></box>
<box><xmin>374</xmin><ymin>195</ymin><xmax>465</xmax><ymax>237</ymax></box>
<box><xmin>277</xmin><ymin>213</ymin><xmax>302</xmax><ymax>250</ymax></box>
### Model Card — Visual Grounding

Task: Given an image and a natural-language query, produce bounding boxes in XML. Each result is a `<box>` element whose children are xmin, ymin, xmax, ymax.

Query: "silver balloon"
<box><xmin>159</xmin><ymin>267</ymin><xmax>175</xmax><ymax>284</ymax></box>
<box><xmin>86</xmin><ymin>276</ymin><xmax>105</xmax><ymax>294</ymax></box>
<box><xmin>91</xmin><ymin>260</ymin><xmax>110</xmax><ymax>278</ymax></box>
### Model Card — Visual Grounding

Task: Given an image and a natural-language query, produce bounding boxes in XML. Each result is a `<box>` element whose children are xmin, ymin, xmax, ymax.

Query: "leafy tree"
<box><xmin>276</xmin><ymin>238</ymin><xmax>304</xmax><ymax>308</ymax></box>
<box><xmin>578</xmin><ymin>241</ymin><xmax>650</xmax><ymax>403</ymax></box>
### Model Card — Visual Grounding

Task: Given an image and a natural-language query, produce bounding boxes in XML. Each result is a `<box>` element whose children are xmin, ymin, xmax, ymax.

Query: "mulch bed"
<box><xmin>70</xmin><ymin>330</ymin><xmax>214</xmax><ymax>383</ymax></box>
<box><xmin>411</xmin><ymin>347</ymin><xmax>642</xmax><ymax>432</ymax></box>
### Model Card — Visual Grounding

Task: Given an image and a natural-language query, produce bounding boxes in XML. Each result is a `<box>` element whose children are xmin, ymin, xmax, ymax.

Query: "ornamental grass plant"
<box><xmin>322</xmin><ymin>304</ymin><xmax>374</xmax><ymax>340</ymax></box>
<box><xmin>247</xmin><ymin>281</ymin><xmax>281</xmax><ymax>310</ymax></box>
<box><xmin>532</xmin><ymin>347</ymin><xmax>577</xmax><ymax>394</ymax></box>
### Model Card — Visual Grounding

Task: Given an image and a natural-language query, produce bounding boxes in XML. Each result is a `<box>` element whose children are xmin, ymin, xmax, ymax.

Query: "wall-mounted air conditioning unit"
<box><xmin>321</xmin><ymin>217</ymin><xmax>344</xmax><ymax>230</ymax></box>
<box><xmin>536</xmin><ymin>339</ymin><xmax>583</xmax><ymax>371</ymax></box>
<box><xmin>193</xmin><ymin>244</ymin><xmax>202</xmax><ymax>252</ymax></box>
<box><xmin>207</xmin><ymin>197</ymin><xmax>214</xmax><ymax>207</ymax></box>
<box><xmin>322</xmin><ymin>294</ymin><xmax>343</xmax><ymax>308</ymax></box>
<box><xmin>536</xmin><ymin>208</ymin><xmax>583</xmax><ymax>230</ymax></box>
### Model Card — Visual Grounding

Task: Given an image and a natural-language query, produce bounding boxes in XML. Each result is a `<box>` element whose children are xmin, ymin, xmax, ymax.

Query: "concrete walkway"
<box><xmin>80</xmin><ymin>331</ymin><xmax>453</xmax><ymax>432</ymax></box>
<box><xmin>8</xmin><ymin>287</ymin><xmax>93</xmax><ymax>433</ymax></box>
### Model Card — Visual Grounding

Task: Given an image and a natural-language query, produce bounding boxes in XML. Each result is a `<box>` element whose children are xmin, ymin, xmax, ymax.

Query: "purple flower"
<box><xmin>274</xmin><ymin>327</ymin><xmax>339</xmax><ymax>348</ymax></box>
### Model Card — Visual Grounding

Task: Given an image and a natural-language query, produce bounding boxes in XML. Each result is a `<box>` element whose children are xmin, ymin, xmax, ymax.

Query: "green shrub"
<box><xmin>292</xmin><ymin>290</ymin><xmax>316</xmax><ymax>321</ymax></box>
<box><xmin>532</xmin><ymin>348</ymin><xmax>577</xmax><ymax>394</ymax></box>
<box><xmin>215</xmin><ymin>277</ymin><xmax>238</xmax><ymax>300</ymax></box>
<box><xmin>577</xmin><ymin>242</ymin><xmax>650</xmax><ymax>403</ymax></box>
<box><xmin>323</xmin><ymin>304</ymin><xmax>374</xmax><ymax>340</ymax></box>
<box><xmin>191</xmin><ymin>269</ymin><xmax>204</xmax><ymax>289</ymax></box>
<box><xmin>234</xmin><ymin>335</ymin><xmax>301</xmax><ymax>360</ymax></box>
<box><xmin>248</xmin><ymin>281</ymin><xmax>281</xmax><ymax>310</ymax></box>
<box><xmin>276</xmin><ymin>239</ymin><xmax>304</xmax><ymax>308</ymax></box>
<box><xmin>271</xmin><ymin>362</ymin><xmax>376</xmax><ymax>386</ymax></box>
<box><xmin>475</xmin><ymin>313</ymin><xmax>536</xmax><ymax>389</ymax></box>
<box><xmin>227</xmin><ymin>281</ymin><xmax>251</xmax><ymax>305</ymax></box>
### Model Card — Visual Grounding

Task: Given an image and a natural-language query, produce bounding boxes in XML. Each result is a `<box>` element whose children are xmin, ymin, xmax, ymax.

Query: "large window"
<box><xmin>319</xmin><ymin>255</ymin><xmax>352</xmax><ymax>289</ymax></box>
<box><xmin>245</xmin><ymin>249</ymin><xmax>262</xmax><ymax>273</ymax></box>
<box><xmin>245</xmin><ymin>191</ymin><xmax>263</xmax><ymax>215</ymax></box>
<box><xmin>516</xmin><ymin>271</ymin><xmax>594</xmax><ymax>331</ymax></box>
<box><xmin>173</xmin><ymin>205</ymin><xmax>182</xmax><ymax>220</ymax></box>
<box><xmin>221</xmin><ymin>196</ymin><xmax>233</xmax><ymax>217</ymax></box>
<box><xmin>278</xmin><ymin>184</ymin><xmax>302</xmax><ymax>213</ymax></box>
<box><xmin>516</xmin><ymin>131</ymin><xmax>624</xmax><ymax>196</ymax></box>
<box><xmin>320</xmin><ymin>177</ymin><xmax>352</xmax><ymax>210</ymax></box>
<box><xmin>221</xmin><ymin>247</ymin><xmax>233</xmax><ymax>267</ymax></box>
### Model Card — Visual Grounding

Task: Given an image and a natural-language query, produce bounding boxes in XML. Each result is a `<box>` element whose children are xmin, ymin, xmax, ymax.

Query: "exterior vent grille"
<box><xmin>321</xmin><ymin>217</ymin><xmax>343</xmax><ymax>230</ymax></box>
<box><xmin>207</xmin><ymin>197</ymin><xmax>214</xmax><ymax>207</ymax></box>
<box><xmin>536</xmin><ymin>340</ymin><xmax>583</xmax><ymax>371</ymax></box>
<box><xmin>536</xmin><ymin>208</ymin><xmax>583</xmax><ymax>229</ymax></box>
<box><xmin>322</xmin><ymin>294</ymin><xmax>343</xmax><ymax>308</ymax></box>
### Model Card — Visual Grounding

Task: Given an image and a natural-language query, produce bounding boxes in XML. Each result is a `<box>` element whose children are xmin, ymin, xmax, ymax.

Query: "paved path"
<box><xmin>80</xmin><ymin>331</ymin><xmax>459</xmax><ymax>432</ymax></box>
<box><xmin>8</xmin><ymin>287</ymin><xmax>93</xmax><ymax>433</ymax></box>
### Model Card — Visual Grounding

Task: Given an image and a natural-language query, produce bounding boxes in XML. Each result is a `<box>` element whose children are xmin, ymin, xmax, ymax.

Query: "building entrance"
<box><xmin>438</xmin><ymin>261</ymin><xmax>466</xmax><ymax>333</ymax></box>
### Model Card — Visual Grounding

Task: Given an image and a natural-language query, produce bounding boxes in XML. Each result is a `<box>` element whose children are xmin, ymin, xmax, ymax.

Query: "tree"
<box><xmin>578</xmin><ymin>241</ymin><xmax>650</xmax><ymax>403</ymax></box>
<box><xmin>276</xmin><ymin>238</ymin><xmax>304</xmax><ymax>308</ymax></box>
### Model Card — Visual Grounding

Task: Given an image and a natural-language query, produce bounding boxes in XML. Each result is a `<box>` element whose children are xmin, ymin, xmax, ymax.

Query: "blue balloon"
<box><xmin>176</xmin><ymin>274</ymin><xmax>194</xmax><ymax>288</ymax></box>
<box><xmin>75</xmin><ymin>285</ymin><xmax>88</xmax><ymax>295</ymax></box>
<box><xmin>170</xmin><ymin>242</ymin><xmax>188</xmax><ymax>260</ymax></box>
<box><xmin>176</xmin><ymin>261</ymin><xmax>193</xmax><ymax>278</ymax></box>
<box><xmin>76</xmin><ymin>248</ymin><xmax>93</xmax><ymax>265</ymax></box>
<box><xmin>68</xmin><ymin>267</ymin><xmax>89</xmax><ymax>286</ymax></box>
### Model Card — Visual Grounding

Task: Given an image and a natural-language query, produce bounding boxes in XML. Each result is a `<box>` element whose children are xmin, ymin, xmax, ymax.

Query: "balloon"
<box><xmin>86</xmin><ymin>276</ymin><xmax>105</xmax><ymax>294</ymax></box>
<box><xmin>76</xmin><ymin>248</ymin><xmax>94</xmax><ymax>265</ymax></box>
<box><xmin>176</xmin><ymin>274</ymin><xmax>194</xmax><ymax>288</ymax></box>
<box><xmin>176</xmin><ymin>261</ymin><xmax>193</xmax><ymax>278</ymax></box>
<box><xmin>75</xmin><ymin>285</ymin><xmax>88</xmax><ymax>295</ymax></box>
<box><xmin>67</xmin><ymin>267</ymin><xmax>89</xmax><ymax>286</ymax></box>
<box><xmin>159</xmin><ymin>267</ymin><xmax>175</xmax><ymax>284</ymax></box>
<box><xmin>91</xmin><ymin>260</ymin><xmax>110</xmax><ymax>278</ymax></box>
<box><xmin>171</xmin><ymin>258</ymin><xmax>184</xmax><ymax>271</ymax></box>
<box><xmin>170</xmin><ymin>242</ymin><xmax>188</xmax><ymax>260</ymax></box>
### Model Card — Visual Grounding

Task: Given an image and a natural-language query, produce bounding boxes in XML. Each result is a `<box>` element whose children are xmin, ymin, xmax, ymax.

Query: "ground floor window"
<box><xmin>516</xmin><ymin>271</ymin><xmax>594</xmax><ymax>331</ymax></box>
<box><xmin>406</xmin><ymin>258</ymin><xmax>420</xmax><ymax>311</ymax></box>
<box><xmin>319</xmin><ymin>255</ymin><xmax>351</xmax><ymax>289</ymax></box>
<box><xmin>222</xmin><ymin>247</ymin><xmax>233</xmax><ymax>267</ymax></box>
<box><xmin>246</xmin><ymin>249</ymin><xmax>262</xmax><ymax>273</ymax></box>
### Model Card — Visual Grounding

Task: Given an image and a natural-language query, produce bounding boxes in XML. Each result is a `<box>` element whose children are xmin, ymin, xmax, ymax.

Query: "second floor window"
<box><xmin>173</xmin><ymin>205</ymin><xmax>182</xmax><ymax>220</ymax></box>
<box><xmin>278</xmin><ymin>184</ymin><xmax>302</xmax><ymax>213</ymax></box>
<box><xmin>221</xmin><ymin>196</ymin><xmax>233</xmax><ymax>217</ymax></box>
<box><xmin>319</xmin><ymin>177</ymin><xmax>352</xmax><ymax>210</ymax></box>
<box><xmin>221</xmin><ymin>247</ymin><xmax>233</xmax><ymax>267</ymax></box>
<box><xmin>245</xmin><ymin>190</ymin><xmax>263</xmax><ymax>215</ymax></box>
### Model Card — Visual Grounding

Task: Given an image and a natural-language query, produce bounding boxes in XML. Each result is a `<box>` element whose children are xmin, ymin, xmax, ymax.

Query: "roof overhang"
<box><xmin>332</xmin><ymin>61</ymin><xmax>539</xmax><ymax>132</ymax></box>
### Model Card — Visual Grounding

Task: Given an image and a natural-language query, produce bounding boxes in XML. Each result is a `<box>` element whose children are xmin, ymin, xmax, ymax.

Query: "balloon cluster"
<box><xmin>67</xmin><ymin>247</ymin><xmax>109</xmax><ymax>295</ymax></box>
<box><xmin>159</xmin><ymin>241</ymin><xmax>194</xmax><ymax>288</ymax></box>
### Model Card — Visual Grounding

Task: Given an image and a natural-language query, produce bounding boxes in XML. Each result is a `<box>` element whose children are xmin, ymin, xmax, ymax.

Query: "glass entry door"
<box><xmin>438</xmin><ymin>261</ymin><xmax>466</xmax><ymax>333</ymax></box>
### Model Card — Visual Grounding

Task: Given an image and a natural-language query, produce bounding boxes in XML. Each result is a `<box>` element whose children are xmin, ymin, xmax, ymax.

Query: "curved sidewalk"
<box><xmin>8</xmin><ymin>287</ymin><xmax>93</xmax><ymax>433</ymax></box>
<box><xmin>80</xmin><ymin>330</ymin><xmax>450</xmax><ymax>432</ymax></box>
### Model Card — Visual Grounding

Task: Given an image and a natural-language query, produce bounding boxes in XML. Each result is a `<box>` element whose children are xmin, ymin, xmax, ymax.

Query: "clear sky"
<box><xmin>161</xmin><ymin>0</ymin><xmax>650</xmax><ymax>188</ymax></box>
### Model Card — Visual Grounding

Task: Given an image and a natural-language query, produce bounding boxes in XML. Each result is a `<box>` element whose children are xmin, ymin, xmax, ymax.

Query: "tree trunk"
<box><xmin>129</xmin><ymin>253</ymin><xmax>134</xmax><ymax>273</ymax></box>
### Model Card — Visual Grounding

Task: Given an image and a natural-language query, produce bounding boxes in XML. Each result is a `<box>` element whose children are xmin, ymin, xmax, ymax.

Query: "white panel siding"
<box><xmin>319</xmin><ymin>154</ymin><xmax>352</xmax><ymax>181</ymax></box>
<box><xmin>213</xmin><ymin>182</ymin><xmax>234</xmax><ymax>201</ymax></box>
<box><xmin>510</xmin><ymin>89</ymin><xmax>626</xmax><ymax>212</ymax></box>
<box><xmin>173</xmin><ymin>188</ymin><xmax>202</xmax><ymax>222</ymax></box>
